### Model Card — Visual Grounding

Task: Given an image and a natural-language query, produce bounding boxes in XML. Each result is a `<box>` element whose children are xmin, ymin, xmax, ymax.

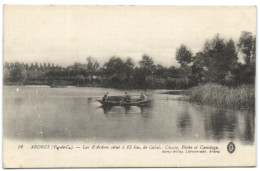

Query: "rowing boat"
<box><xmin>97</xmin><ymin>99</ymin><xmax>153</xmax><ymax>106</ymax></box>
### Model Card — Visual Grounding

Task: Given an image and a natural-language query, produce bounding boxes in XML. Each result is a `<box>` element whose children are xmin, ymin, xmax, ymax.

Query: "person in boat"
<box><xmin>139</xmin><ymin>92</ymin><xmax>147</xmax><ymax>101</ymax></box>
<box><xmin>102</xmin><ymin>92</ymin><xmax>110</xmax><ymax>102</ymax></box>
<box><xmin>122</xmin><ymin>92</ymin><xmax>131</xmax><ymax>103</ymax></box>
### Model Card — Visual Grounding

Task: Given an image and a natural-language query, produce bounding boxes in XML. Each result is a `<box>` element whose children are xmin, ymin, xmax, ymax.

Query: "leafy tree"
<box><xmin>225</xmin><ymin>39</ymin><xmax>238</xmax><ymax>65</ymax></box>
<box><xmin>125</xmin><ymin>57</ymin><xmax>134</xmax><ymax>69</ymax></box>
<box><xmin>176</xmin><ymin>45</ymin><xmax>192</xmax><ymax>67</ymax></box>
<box><xmin>136</xmin><ymin>54</ymin><xmax>156</xmax><ymax>88</ymax></box>
<box><xmin>87</xmin><ymin>56</ymin><xmax>99</xmax><ymax>74</ymax></box>
<box><xmin>9</xmin><ymin>63</ymin><xmax>27</xmax><ymax>83</ymax></box>
<box><xmin>104</xmin><ymin>57</ymin><xmax>125</xmax><ymax>75</ymax></box>
<box><xmin>103</xmin><ymin>57</ymin><xmax>126</xmax><ymax>87</ymax></box>
<box><xmin>40</xmin><ymin>64</ymin><xmax>44</xmax><ymax>71</ymax></box>
<box><xmin>202</xmin><ymin>35</ymin><xmax>238</xmax><ymax>84</ymax></box>
<box><xmin>154</xmin><ymin>64</ymin><xmax>165</xmax><ymax>76</ymax></box>
<box><xmin>238</xmin><ymin>31</ymin><xmax>256</xmax><ymax>65</ymax></box>
<box><xmin>139</xmin><ymin>54</ymin><xmax>156</xmax><ymax>74</ymax></box>
<box><xmin>4</xmin><ymin>62</ymin><xmax>10</xmax><ymax>69</ymax></box>
<box><xmin>3</xmin><ymin>67</ymin><xmax>10</xmax><ymax>83</ymax></box>
<box><xmin>168</xmin><ymin>66</ymin><xmax>178</xmax><ymax>78</ymax></box>
<box><xmin>139</xmin><ymin>54</ymin><xmax>155</xmax><ymax>69</ymax></box>
<box><xmin>76</xmin><ymin>74</ymin><xmax>85</xmax><ymax>86</ymax></box>
<box><xmin>234</xmin><ymin>32</ymin><xmax>256</xmax><ymax>85</ymax></box>
<box><xmin>35</xmin><ymin>62</ymin><xmax>39</xmax><ymax>70</ymax></box>
<box><xmin>252</xmin><ymin>36</ymin><xmax>256</xmax><ymax>63</ymax></box>
<box><xmin>124</xmin><ymin>57</ymin><xmax>134</xmax><ymax>78</ymax></box>
<box><xmin>48</xmin><ymin>63</ymin><xmax>51</xmax><ymax>69</ymax></box>
<box><xmin>191</xmin><ymin>52</ymin><xmax>205</xmax><ymax>84</ymax></box>
<box><xmin>30</xmin><ymin>63</ymin><xmax>35</xmax><ymax>70</ymax></box>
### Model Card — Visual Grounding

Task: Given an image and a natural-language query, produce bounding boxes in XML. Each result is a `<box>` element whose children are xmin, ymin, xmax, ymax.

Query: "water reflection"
<box><xmin>240</xmin><ymin>112</ymin><xmax>255</xmax><ymax>145</ymax></box>
<box><xmin>204</xmin><ymin>109</ymin><xmax>237</xmax><ymax>141</ymax></box>
<box><xmin>202</xmin><ymin>108</ymin><xmax>255</xmax><ymax>144</ymax></box>
<box><xmin>3</xmin><ymin>86</ymin><xmax>255</xmax><ymax>144</ymax></box>
<box><xmin>177</xmin><ymin>109</ymin><xmax>192</xmax><ymax>136</ymax></box>
<box><xmin>100</xmin><ymin>105</ymin><xmax>153</xmax><ymax>117</ymax></box>
<box><xmin>100</xmin><ymin>105</ymin><xmax>113</xmax><ymax>114</ymax></box>
<box><xmin>139</xmin><ymin>106</ymin><xmax>153</xmax><ymax>118</ymax></box>
<box><xmin>87</xmin><ymin>97</ymin><xmax>92</xmax><ymax>104</ymax></box>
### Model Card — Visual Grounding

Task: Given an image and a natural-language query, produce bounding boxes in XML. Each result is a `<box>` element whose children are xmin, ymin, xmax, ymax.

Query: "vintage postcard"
<box><xmin>2</xmin><ymin>5</ymin><xmax>256</xmax><ymax>168</ymax></box>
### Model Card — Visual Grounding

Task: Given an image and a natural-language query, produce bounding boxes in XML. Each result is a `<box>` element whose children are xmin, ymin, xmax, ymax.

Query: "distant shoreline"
<box><xmin>157</xmin><ymin>90</ymin><xmax>186</xmax><ymax>95</ymax></box>
<box><xmin>3</xmin><ymin>84</ymin><xmax>188</xmax><ymax>95</ymax></box>
<box><xmin>3</xmin><ymin>83</ymin><xmax>186</xmax><ymax>91</ymax></box>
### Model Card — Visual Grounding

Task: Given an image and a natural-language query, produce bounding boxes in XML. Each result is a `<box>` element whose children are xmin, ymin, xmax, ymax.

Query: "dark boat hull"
<box><xmin>97</xmin><ymin>99</ymin><xmax>153</xmax><ymax>106</ymax></box>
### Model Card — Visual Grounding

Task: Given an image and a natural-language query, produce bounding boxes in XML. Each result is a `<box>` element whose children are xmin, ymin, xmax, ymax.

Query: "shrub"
<box><xmin>188</xmin><ymin>83</ymin><xmax>255</xmax><ymax>110</ymax></box>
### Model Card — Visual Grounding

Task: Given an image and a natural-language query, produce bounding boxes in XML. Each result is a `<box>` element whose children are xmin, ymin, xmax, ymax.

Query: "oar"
<box><xmin>119</xmin><ymin>97</ymin><xmax>124</xmax><ymax>106</ymax></box>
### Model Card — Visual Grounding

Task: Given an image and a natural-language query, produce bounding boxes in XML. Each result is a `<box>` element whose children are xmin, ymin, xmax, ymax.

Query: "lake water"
<box><xmin>3</xmin><ymin>86</ymin><xmax>255</xmax><ymax>144</ymax></box>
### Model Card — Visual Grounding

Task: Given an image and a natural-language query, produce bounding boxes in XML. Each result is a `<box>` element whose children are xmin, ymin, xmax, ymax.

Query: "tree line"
<box><xmin>3</xmin><ymin>31</ymin><xmax>255</xmax><ymax>89</ymax></box>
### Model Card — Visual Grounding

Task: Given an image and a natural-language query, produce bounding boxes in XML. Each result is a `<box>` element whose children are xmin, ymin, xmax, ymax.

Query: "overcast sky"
<box><xmin>4</xmin><ymin>6</ymin><xmax>256</xmax><ymax>67</ymax></box>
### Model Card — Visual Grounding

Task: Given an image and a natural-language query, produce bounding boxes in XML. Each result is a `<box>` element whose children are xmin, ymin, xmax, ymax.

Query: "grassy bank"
<box><xmin>188</xmin><ymin>84</ymin><xmax>255</xmax><ymax>110</ymax></box>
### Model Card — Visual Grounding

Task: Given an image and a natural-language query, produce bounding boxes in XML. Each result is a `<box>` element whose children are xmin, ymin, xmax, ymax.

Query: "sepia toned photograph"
<box><xmin>2</xmin><ymin>5</ymin><xmax>256</xmax><ymax>168</ymax></box>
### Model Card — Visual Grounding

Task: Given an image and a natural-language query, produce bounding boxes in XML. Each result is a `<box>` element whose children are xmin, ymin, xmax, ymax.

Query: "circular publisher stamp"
<box><xmin>227</xmin><ymin>142</ymin><xmax>235</xmax><ymax>154</ymax></box>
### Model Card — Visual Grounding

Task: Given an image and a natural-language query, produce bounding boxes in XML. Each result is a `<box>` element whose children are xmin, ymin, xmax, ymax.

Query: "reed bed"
<box><xmin>188</xmin><ymin>83</ymin><xmax>255</xmax><ymax>110</ymax></box>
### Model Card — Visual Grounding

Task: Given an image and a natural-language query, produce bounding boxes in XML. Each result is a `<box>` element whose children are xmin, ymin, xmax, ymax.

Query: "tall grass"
<box><xmin>188</xmin><ymin>83</ymin><xmax>255</xmax><ymax>110</ymax></box>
